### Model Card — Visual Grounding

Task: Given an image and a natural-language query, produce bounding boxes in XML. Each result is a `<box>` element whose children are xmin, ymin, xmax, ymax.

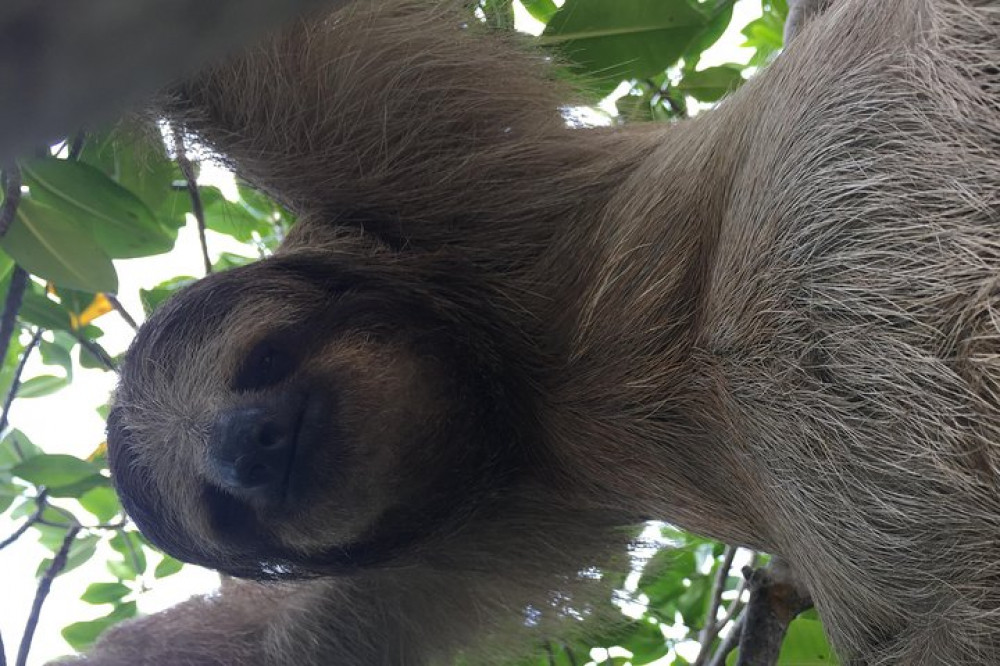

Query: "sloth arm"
<box><xmin>50</xmin><ymin>576</ymin><xmax>442</xmax><ymax>666</ymax></box>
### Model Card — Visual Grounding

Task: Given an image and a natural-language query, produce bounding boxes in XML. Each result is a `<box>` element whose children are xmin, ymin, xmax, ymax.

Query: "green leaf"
<box><xmin>17</xmin><ymin>374</ymin><xmax>70</xmax><ymax>398</ymax></box>
<box><xmin>110</xmin><ymin>531</ymin><xmax>147</xmax><ymax>575</ymax></box>
<box><xmin>3</xmin><ymin>198</ymin><xmax>118</xmax><ymax>292</ymax></box>
<box><xmin>677</xmin><ymin>65</ymin><xmax>744</xmax><ymax>102</ymax></box>
<box><xmin>0</xmin><ymin>479</ymin><xmax>20</xmax><ymax>513</ymax></box>
<box><xmin>541</xmin><ymin>0</ymin><xmax>712</xmax><ymax>81</ymax></box>
<box><xmin>45</xmin><ymin>473</ymin><xmax>106</xmax><ymax>498</ymax></box>
<box><xmin>39</xmin><ymin>337</ymin><xmax>74</xmax><ymax>376</ymax></box>
<box><xmin>0</xmin><ymin>429</ymin><xmax>42</xmax><ymax>468</ymax></box>
<box><xmin>78</xmin><ymin>128</ymin><xmax>179</xmax><ymax>213</ymax></box>
<box><xmin>11</xmin><ymin>453</ymin><xmax>100</xmax><ymax>487</ymax></box>
<box><xmin>78</xmin><ymin>486</ymin><xmax>121</xmax><ymax>522</ymax></box>
<box><xmin>776</xmin><ymin>618</ymin><xmax>840</xmax><ymax>665</ymax></box>
<box><xmin>520</xmin><ymin>0</ymin><xmax>558</xmax><ymax>23</ymax></box>
<box><xmin>22</xmin><ymin>158</ymin><xmax>174</xmax><ymax>259</ymax></box>
<box><xmin>62</xmin><ymin>601</ymin><xmax>137</xmax><ymax>651</ymax></box>
<box><xmin>21</xmin><ymin>286</ymin><xmax>74</xmax><ymax>332</ymax></box>
<box><xmin>139</xmin><ymin>276</ymin><xmax>196</xmax><ymax>316</ymax></box>
<box><xmin>81</xmin><ymin>582</ymin><xmax>131</xmax><ymax>605</ymax></box>
<box><xmin>154</xmin><ymin>555</ymin><xmax>184</xmax><ymax>578</ymax></box>
<box><xmin>36</xmin><ymin>533</ymin><xmax>99</xmax><ymax>577</ymax></box>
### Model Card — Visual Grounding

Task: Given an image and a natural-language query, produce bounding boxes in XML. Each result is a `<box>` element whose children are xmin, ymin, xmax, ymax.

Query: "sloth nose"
<box><xmin>209</xmin><ymin>406</ymin><xmax>295</xmax><ymax>501</ymax></box>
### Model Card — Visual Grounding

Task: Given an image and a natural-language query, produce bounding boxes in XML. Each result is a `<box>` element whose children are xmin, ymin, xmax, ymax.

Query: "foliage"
<box><xmin>0</xmin><ymin>1</ymin><xmax>837</xmax><ymax>665</ymax></box>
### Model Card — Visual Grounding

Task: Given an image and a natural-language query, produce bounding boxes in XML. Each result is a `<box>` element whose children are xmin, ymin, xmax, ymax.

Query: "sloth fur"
<box><xmin>65</xmin><ymin>0</ymin><xmax>1000</xmax><ymax>663</ymax></box>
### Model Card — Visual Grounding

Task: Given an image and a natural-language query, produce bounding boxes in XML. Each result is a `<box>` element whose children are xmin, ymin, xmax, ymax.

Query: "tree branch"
<box><xmin>0</xmin><ymin>165</ymin><xmax>20</xmax><ymax>237</ymax></box>
<box><xmin>0</xmin><ymin>266</ymin><xmax>28</xmax><ymax>378</ymax></box>
<box><xmin>0</xmin><ymin>326</ymin><xmax>42</xmax><ymax>437</ymax></box>
<box><xmin>16</xmin><ymin>526</ymin><xmax>81</xmax><ymax>666</ymax></box>
<box><xmin>0</xmin><ymin>490</ymin><xmax>47</xmax><ymax>551</ymax></box>
<box><xmin>735</xmin><ymin>559</ymin><xmax>812</xmax><ymax>666</ymax></box>
<box><xmin>173</xmin><ymin>132</ymin><xmax>212</xmax><ymax>275</ymax></box>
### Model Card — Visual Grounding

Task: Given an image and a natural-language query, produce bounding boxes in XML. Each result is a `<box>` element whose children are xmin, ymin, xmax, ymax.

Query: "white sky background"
<box><xmin>0</xmin><ymin>2</ymin><xmax>758</xmax><ymax>663</ymax></box>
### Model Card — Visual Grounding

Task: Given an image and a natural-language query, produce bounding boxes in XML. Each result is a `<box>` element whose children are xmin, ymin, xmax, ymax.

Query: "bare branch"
<box><xmin>708</xmin><ymin>615</ymin><xmax>744</xmax><ymax>666</ymax></box>
<box><xmin>173</xmin><ymin>132</ymin><xmax>212</xmax><ymax>275</ymax></box>
<box><xmin>0</xmin><ymin>266</ymin><xmax>28</xmax><ymax>382</ymax></box>
<box><xmin>16</xmin><ymin>526</ymin><xmax>81</xmax><ymax>666</ymax></box>
<box><xmin>107</xmin><ymin>294</ymin><xmax>138</xmax><ymax>331</ymax></box>
<box><xmin>693</xmin><ymin>545</ymin><xmax>738</xmax><ymax>666</ymax></box>
<box><xmin>0</xmin><ymin>165</ymin><xmax>20</xmax><ymax>237</ymax></box>
<box><xmin>0</xmin><ymin>326</ymin><xmax>42</xmax><ymax>437</ymax></box>
<box><xmin>0</xmin><ymin>490</ymin><xmax>47</xmax><ymax>551</ymax></box>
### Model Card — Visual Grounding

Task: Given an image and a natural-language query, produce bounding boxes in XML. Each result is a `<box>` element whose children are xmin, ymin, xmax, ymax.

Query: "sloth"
<box><xmin>66</xmin><ymin>0</ymin><xmax>1000</xmax><ymax>663</ymax></box>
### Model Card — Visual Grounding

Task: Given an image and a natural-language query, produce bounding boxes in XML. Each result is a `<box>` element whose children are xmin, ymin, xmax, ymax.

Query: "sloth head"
<box><xmin>107</xmin><ymin>250</ymin><xmax>532</xmax><ymax>579</ymax></box>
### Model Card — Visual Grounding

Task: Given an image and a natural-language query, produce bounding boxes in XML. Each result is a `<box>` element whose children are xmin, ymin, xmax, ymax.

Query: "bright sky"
<box><xmin>0</xmin><ymin>2</ymin><xmax>758</xmax><ymax>663</ymax></box>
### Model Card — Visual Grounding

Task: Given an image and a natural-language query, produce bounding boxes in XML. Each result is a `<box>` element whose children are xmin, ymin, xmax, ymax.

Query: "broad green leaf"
<box><xmin>45</xmin><ymin>473</ymin><xmax>106</xmax><ymax>498</ymax></box>
<box><xmin>78</xmin><ymin>486</ymin><xmax>121</xmax><ymax>522</ymax></box>
<box><xmin>621</xmin><ymin>621</ymin><xmax>670</xmax><ymax>664</ymax></box>
<box><xmin>78</xmin><ymin>128</ymin><xmax>179</xmax><ymax>213</ymax></box>
<box><xmin>17</xmin><ymin>374</ymin><xmax>70</xmax><ymax>398</ymax></box>
<box><xmin>777</xmin><ymin>618</ymin><xmax>840</xmax><ymax>665</ymax></box>
<box><xmin>204</xmin><ymin>195</ymin><xmax>272</xmax><ymax>243</ymax></box>
<box><xmin>22</xmin><ymin>158</ymin><xmax>173</xmax><ymax>259</ymax></box>
<box><xmin>3</xmin><ymin>198</ymin><xmax>118</xmax><ymax>293</ymax></box>
<box><xmin>541</xmin><ymin>0</ymin><xmax>712</xmax><ymax>81</ymax></box>
<box><xmin>154</xmin><ymin>555</ymin><xmax>184</xmax><ymax>578</ymax></box>
<box><xmin>682</xmin><ymin>0</ymin><xmax>736</xmax><ymax>70</ymax></box>
<box><xmin>81</xmin><ymin>582</ymin><xmax>131</xmax><ymax>605</ymax></box>
<box><xmin>39</xmin><ymin>337</ymin><xmax>74</xmax><ymax>377</ymax></box>
<box><xmin>0</xmin><ymin>479</ymin><xmax>19</xmax><ymax>513</ymax></box>
<box><xmin>11</xmin><ymin>453</ymin><xmax>100</xmax><ymax>487</ymax></box>
<box><xmin>212</xmin><ymin>252</ymin><xmax>256</xmax><ymax>272</ymax></box>
<box><xmin>79</xmin><ymin>341</ymin><xmax>116</xmax><ymax>370</ymax></box>
<box><xmin>677</xmin><ymin>65</ymin><xmax>744</xmax><ymax>102</ymax></box>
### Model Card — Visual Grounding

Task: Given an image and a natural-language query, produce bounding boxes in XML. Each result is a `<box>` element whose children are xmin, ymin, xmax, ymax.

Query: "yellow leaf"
<box><xmin>87</xmin><ymin>441</ymin><xmax>107</xmax><ymax>462</ymax></box>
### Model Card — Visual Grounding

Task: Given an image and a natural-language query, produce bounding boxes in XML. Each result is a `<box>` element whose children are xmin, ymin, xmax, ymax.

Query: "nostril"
<box><xmin>244</xmin><ymin>463</ymin><xmax>269</xmax><ymax>487</ymax></box>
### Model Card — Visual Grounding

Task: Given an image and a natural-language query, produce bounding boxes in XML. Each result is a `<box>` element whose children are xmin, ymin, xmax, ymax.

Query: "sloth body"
<box><xmin>74</xmin><ymin>0</ymin><xmax>1000</xmax><ymax>664</ymax></box>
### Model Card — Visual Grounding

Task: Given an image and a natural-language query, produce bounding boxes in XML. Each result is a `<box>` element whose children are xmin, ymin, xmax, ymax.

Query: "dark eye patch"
<box><xmin>233</xmin><ymin>338</ymin><xmax>298</xmax><ymax>391</ymax></box>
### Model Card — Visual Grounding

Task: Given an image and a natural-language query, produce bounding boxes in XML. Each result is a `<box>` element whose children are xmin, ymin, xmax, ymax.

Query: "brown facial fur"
<box><xmin>80</xmin><ymin>0</ymin><xmax>1000</xmax><ymax>664</ymax></box>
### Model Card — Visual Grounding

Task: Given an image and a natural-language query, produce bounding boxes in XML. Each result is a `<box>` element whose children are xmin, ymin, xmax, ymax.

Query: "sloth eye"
<box><xmin>233</xmin><ymin>340</ymin><xmax>297</xmax><ymax>391</ymax></box>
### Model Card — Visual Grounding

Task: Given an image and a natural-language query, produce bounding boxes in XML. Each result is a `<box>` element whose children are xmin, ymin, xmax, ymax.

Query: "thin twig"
<box><xmin>173</xmin><ymin>132</ymin><xmax>212</xmax><ymax>275</ymax></box>
<box><xmin>693</xmin><ymin>545</ymin><xmax>738</xmax><ymax>666</ymax></box>
<box><xmin>0</xmin><ymin>266</ymin><xmax>28</xmax><ymax>372</ymax></box>
<box><xmin>708</xmin><ymin>615</ymin><xmax>745</xmax><ymax>666</ymax></box>
<box><xmin>0</xmin><ymin>165</ymin><xmax>21</xmax><ymax>238</ymax></box>
<box><xmin>76</xmin><ymin>335</ymin><xmax>118</xmax><ymax>372</ymax></box>
<box><xmin>106</xmin><ymin>294</ymin><xmax>139</xmax><ymax>330</ymax></box>
<box><xmin>0</xmin><ymin>327</ymin><xmax>42</xmax><ymax>437</ymax></box>
<box><xmin>67</xmin><ymin>132</ymin><xmax>87</xmax><ymax>161</ymax></box>
<box><xmin>16</xmin><ymin>526</ymin><xmax>81</xmax><ymax>666</ymax></box>
<box><xmin>0</xmin><ymin>491</ymin><xmax>48</xmax><ymax>552</ymax></box>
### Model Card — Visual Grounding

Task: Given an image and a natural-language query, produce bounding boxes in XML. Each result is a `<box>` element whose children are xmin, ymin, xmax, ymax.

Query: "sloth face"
<box><xmin>108</xmin><ymin>252</ymin><xmax>526</xmax><ymax>579</ymax></box>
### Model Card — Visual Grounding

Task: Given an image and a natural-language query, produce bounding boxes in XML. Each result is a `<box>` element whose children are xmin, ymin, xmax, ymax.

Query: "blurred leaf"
<box><xmin>204</xmin><ymin>190</ymin><xmax>272</xmax><ymax>243</ymax></box>
<box><xmin>81</xmin><ymin>582</ymin><xmax>131</xmax><ymax>605</ymax></box>
<box><xmin>39</xmin><ymin>337</ymin><xmax>74</xmax><ymax>376</ymax></box>
<box><xmin>139</xmin><ymin>276</ymin><xmax>196</xmax><ymax>316</ymax></box>
<box><xmin>45</xmin><ymin>473</ymin><xmax>106</xmax><ymax>498</ymax></box>
<box><xmin>0</xmin><ymin>429</ymin><xmax>42</xmax><ymax>467</ymax></box>
<box><xmin>17</xmin><ymin>374</ymin><xmax>71</xmax><ymax>398</ymax></box>
<box><xmin>36</xmin><ymin>534</ymin><xmax>99</xmax><ymax>577</ymax></box>
<box><xmin>542</xmin><ymin>0</ymin><xmax>719</xmax><ymax>82</ymax></box>
<box><xmin>22</xmin><ymin>158</ymin><xmax>173</xmax><ymax>259</ymax></box>
<box><xmin>62</xmin><ymin>601</ymin><xmax>137</xmax><ymax>651</ymax></box>
<box><xmin>677</xmin><ymin>65</ymin><xmax>744</xmax><ymax>102</ymax></box>
<box><xmin>78</xmin><ymin>486</ymin><xmax>121</xmax><ymax>522</ymax></box>
<box><xmin>0</xmin><ymin>479</ymin><xmax>19</xmax><ymax>512</ymax></box>
<box><xmin>154</xmin><ymin>555</ymin><xmax>184</xmax><ymax>578</ymax></box>
<box><xmin>11</xmin><ymin>454</ymin><xmax>100</xmax><ymax>487</ymax></box>
<box><xmin>21</xmin><ymin>285</ymin><xmax>74</xmax><ymax>332</ymax></box>
<box><xmin>3</xmin><ymin>197</ymin><xmax>118</xmax><ymax>292</ymax></box>
<box><xmin>520</xmin><ymin>0</ymin><xmax>557</xmax><ymax>22</ymax></box>
<box><xmin>621</xmin><ymin>621</ymin><xmax>670</xmax><ymax>664</ymax></box>
<box><xmin>78</xmin><ymin>128</ymin><xmax>179</xmax><ymax>213</ymax></box>
<box><xmin>776</xmin><ymin>618</ymin><xmax>840</xmax><ymax>665</ymax></box>
<box><xmin>110</xmin><ymin>530</ymin><xmax>147</xmax><ymax>575</ymax></box>
<box><xmin>212</xmin><ymin>252</ymin><xmax>256</xmax><ymax>272</ymax></box>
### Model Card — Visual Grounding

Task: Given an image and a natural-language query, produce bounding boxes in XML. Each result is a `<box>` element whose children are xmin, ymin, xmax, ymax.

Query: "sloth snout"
<box><xmin>209</xmin><ymin>405</ymin><xmax>297</xmax><ymax>502</ymax></box>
